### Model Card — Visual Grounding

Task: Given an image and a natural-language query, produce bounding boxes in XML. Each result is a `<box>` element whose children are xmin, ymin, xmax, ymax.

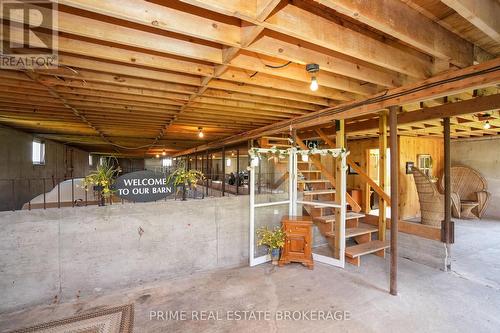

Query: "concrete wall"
<box><xmin>0</xmin><ymin>126</ymin><xmax>90</xmax><ymax>211</ymax></box>
<box><xmin>0</xmin><ymin>196</ymin><xmax>250</xmax><ymax>313</ymax></box>
<box><xmin>451</xmin><ymin>137</ymin><xmax>500</xmax><ymax>219</ymax></box>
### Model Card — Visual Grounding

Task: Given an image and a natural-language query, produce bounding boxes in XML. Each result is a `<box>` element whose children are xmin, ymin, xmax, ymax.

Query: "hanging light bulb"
<box><xmin>198</xmin><ymin>127</ymin><xmax>204</xmax><ymax>138</ymax></box>
<box><xmin>306</xmin><ymin>63</ymin><xmax>320</xmax><ymax>92</ymax></box>
<box><xmin>155</xmin><ymin>153</ymin><xmax>160</xmax><ymax>158</ymax></box>
<box><xmin>483</xmin><ymin>121</ymin><xmax>491</xmax><ymax>129</ymax></box>
<box><xmin>310</xmin><ymin>76</ymin><xmax>319</xmax><ymax>91</ymax></box>
<box><xmin>162</xmin><ymin>150</ymin><xmax>166</xmax><ymax>156</ymax></box>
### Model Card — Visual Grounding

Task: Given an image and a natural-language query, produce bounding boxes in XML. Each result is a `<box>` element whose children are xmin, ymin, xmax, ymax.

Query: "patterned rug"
<box><xmin>9</xmin><ymin>304</ymin><xmax>134</xmax><ymax>333</ymax></box>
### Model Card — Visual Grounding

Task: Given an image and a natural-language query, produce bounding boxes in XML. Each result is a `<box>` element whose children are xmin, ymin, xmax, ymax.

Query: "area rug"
<box><xmin>9</xmin><ymin>304</ymin><xmax>134</xmax><ymax>333</ymax></box>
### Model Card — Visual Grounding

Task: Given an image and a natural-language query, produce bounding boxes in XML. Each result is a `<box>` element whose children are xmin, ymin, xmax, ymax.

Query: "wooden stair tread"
<box><xmin>314</xmin><ymin>212</ymin><xmax>365</xmax><ymax>222</ymax></box>
<box><xmin>299</xmin><ymin>170</ymin><xmax>321</xmax><ymax>173</ymax></box>
<box><xmin>345</xmin><ymin>240</ymin><xmax>390</xmax><ymax>258</ymax></box>
<box><xmin>325</xmin><ymin>224</ymin><xmax>377</xmax><ymax>238</ymax></box>
<box><xmin>298</xmin><ymin>179</ymin><xmax>330</xmax><ymax>183</ymax></box>
<box><xmin>303</xmin><ymin>189</ymin><xmax>336</xmax><ymax>195</ymax></box>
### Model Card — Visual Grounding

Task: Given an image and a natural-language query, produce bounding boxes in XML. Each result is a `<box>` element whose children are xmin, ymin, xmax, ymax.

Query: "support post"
<box><xmin>222</xmin><ymin>146</ymin><xmax>226</xmax><ymax>196</ymax></box>
<box><xmin>236</xmin><ymin>148</ymin><xmax>240</xmax><ymax>195</ymax></box>
<box><xmin>389</xmin><ymin>105</ymin><xmax>399</xmax><ymax>296</ymax></box>
<box><xmin>378</xmin><ymin>111</ymin><xmax>388</xmax><ymax>241</ymax></box>
<box><xmin>443</xmin><ymin>117</ymin><xmax>454</xmax><ymax>258</ymax></box>
<box><xmin>334</xmin><ymin>119</ymin><xmax>345</xmax><ymax>259</ymax></box>
<box><xmin>206</xmin><ymin>150</ymin><xmax>209</xmax><ymax>196</ymax></box>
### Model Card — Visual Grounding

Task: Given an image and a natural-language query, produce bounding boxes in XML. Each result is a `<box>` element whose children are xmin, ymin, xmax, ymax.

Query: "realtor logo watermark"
<box><xmin>0</xmin><ymin>0</ymin><xmax>58</xmax><ymax>69</ymax></box>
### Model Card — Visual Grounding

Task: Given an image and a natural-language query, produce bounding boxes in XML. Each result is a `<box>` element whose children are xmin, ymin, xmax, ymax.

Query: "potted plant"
<box><xmin>257</xmin><ymin>226</ymin><xmax>286</xmax><ymax>265</ymax></box>
<box><xmin>83</xmin><ymin>157</ymin><xmax>120</xmax><ymax>206</ymax></box>
<box><xmin>166</xmin><ymin>161</ymin><xmax>205</xmax><ymax>201</ymax></box>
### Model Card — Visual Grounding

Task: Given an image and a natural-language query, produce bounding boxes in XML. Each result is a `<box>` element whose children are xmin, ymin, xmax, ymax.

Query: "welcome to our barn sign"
<box><xmin>113</xmin><ymin>170</ymin><xmax>174</xmax><ymax>202</ymax></box>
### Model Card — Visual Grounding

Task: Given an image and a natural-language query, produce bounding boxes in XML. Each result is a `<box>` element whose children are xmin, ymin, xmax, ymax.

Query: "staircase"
<box><xmin>297</xmin><ymin>159</ymin><xmax>389</xmax><ymax>267</ymax></box>
<box><xmin>258</xmin><ymin>136</ymin><xmax>389</xmax><ymax>266</ymax></box>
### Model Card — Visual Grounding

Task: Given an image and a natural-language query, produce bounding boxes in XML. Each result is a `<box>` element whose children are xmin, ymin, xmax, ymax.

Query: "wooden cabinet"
<box><xmin>279</xmin><ymin>216</ymin><xmax>314</xmax><ymax>269</ymax></box>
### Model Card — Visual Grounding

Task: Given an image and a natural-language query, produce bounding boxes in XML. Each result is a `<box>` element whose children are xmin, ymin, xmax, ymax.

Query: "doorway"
<box><xmin>366</xmin><ymin>148</ymin><xmax>391</xmax><ymax>216</ymax></box>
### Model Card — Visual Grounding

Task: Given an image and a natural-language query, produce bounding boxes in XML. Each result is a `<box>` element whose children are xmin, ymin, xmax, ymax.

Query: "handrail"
<box><xmin>295</xmin><ymin>134</ymin><xmax>362</xmax><ymax>212</ymax></box>
<box><xmin>315</xmin><ymin>128</ymin><xmax>391</xmax><ymax>206</ymax></box>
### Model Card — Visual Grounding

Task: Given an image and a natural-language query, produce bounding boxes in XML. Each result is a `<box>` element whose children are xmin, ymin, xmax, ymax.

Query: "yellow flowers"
<box><xmin>83</xmin><ymin>157</ymin><xmax>120</xmax><ymax>198</ymax></box>
<box><xmin>257</xmin><ymin>226</ymin><xmax>286</xmax><ymax>252</ymax></box>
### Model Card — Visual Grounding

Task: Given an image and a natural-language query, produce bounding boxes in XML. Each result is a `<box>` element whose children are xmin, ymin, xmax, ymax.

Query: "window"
<box><xmin>89</xmin><ymin>154</ymin><xmax>93</xmax><ymax>166</ymax></box>
<box><xmin>417</xmin><ymin>154</ymin><xmax>432</xmax><ymax>177</ymax></box>
<box><xmin>32</xmin><ymin>140</ymin><xmax>45</xmax><ymax>165</ymax></box>
<box><xmin>226</xmin><ymin>158</ymin><xmax>231</xmax><ymax>167</ymax></box>
<box><xmin>162</xmin><ymin>158</ymin><xmax>172</xmax><ymax>167</ymax></box>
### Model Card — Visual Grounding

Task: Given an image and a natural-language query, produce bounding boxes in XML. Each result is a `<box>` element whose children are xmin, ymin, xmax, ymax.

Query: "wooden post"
<box><xmin>334</xmin><ymin>119</ymin><xmax>345</xmax><ymax>260</ymax></box>
<box><xmin>378</xmin><ymin>111</ymin><xmax>388</xmax><ymax>241</ymax></box>
<box><xmin>236</xmin><ymin>148</ymin><xmax>240</xmax><ymax>195</ymax></box>
<box><xmin>222</xmin><ymin>146</ymin><xmax>226</xmax><ymax>196</ymax></box>
<box><xmin>443</xmin><ymin>117</ymin><xmax>454</xmax><ymax>249</ymax></box>
<box><xmin>389</xmin><ymin>105</ymin><xmax>399</xmax><ymax>296</ymax></box>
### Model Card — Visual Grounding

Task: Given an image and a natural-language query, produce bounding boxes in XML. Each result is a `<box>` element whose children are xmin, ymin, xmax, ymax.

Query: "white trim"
<box><xmin>313</xmin><ymin>253</ymin><xmax>343</xmax><ymax>266</ymax></box>
<box><xmin>249</xmin><ymin>147</ymin><xmax>348</xmax><ymax>269</ymax></box>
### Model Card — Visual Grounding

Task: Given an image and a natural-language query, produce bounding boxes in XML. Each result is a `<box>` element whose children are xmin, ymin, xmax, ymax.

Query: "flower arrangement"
<box><xmin>166</xmin><ymin>161</ymin><xmax>205</xmax><ymax>200</ymax></box>
<box><xmin>82</xmin><ymin>157</ymin><xmax>120</xmax><ymax>204</ymax></box>
<box><xmin>257</xmin><ymin>226</ymin><xmax>286</xmax><ymax>264</ymax></box>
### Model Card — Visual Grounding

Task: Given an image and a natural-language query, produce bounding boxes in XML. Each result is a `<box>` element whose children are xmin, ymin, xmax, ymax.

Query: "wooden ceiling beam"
<box><xmin>218</xmin><ymin>68</ymin><xmax>351</xmax><ymax>101</ymax></box>
<box><xmin>201</xmin><ymin>88</ymin><xmax>320</xmax><ymax>111</ymax></box>
<box><xmin>229</xmin><ymin>52</ymin><xmax>375</xmax><ymax>95</ymax></box>
<box><xmin>58</xmin><ymin>0</ymin><xmax>241</xmax><ymax>46</ymax></box>
<box><xmin>190</xmin><ymin>96</ymin><xmax>308</xmax><ymax>115</ymax></box>
<box><xmin>247</xmin><ymin>34</ymin><xmax>404</xmax><ymax>87</ymax></box>
<box><xmin>8</xmin><ymin>6</ymin><xmax>222</xmax><ymax>63</ymax></box>
<box><xmin>206</xmin><ymin>79</ymin><xmax>330</xmax><ymax>106</ymax></box>
<box><xmin>4</xmin><ymin>23</ymin><xmax>214</xmax><ymax>77</ymax></box>
<box><xmin>314</xmin><ymin>0</ymin><xmax>473</xmax><ymax>67</ymax></box>
<box><xmin>441</xmin><ymin>0</ymin><xmax>500</xmax><ymax>43</ymax></box>
<box><xmin>57</xmin><ymin>54</ymin><xmax>202</xmax><ymax>87</ymax></box>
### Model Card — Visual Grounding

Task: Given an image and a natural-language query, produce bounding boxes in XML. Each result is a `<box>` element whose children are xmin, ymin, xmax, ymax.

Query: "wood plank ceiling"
<box><xmin>0</xmin><ymin>0</ymin><xmax>499</xmax><ymax>157</ymax></box>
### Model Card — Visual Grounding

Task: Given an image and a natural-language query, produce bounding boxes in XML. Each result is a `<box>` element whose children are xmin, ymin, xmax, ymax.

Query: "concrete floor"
<box><xmin>1</xmin><ymin>218</ymin><xmax>499</xmax><ymax>333</ymax></box>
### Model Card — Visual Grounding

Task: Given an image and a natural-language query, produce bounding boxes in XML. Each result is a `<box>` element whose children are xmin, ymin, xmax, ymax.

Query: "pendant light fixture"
<box><xmin>306</xmin><ymin>63</ymin><xmax>320</xmax><ymax>91</ymax></box>
<box><xmin>198</xmin><ymin>127</ymin><xmax>204</xmax><ymax>138</ymax></box>
<box><xmin>162</xmin><ymin>150</ymin><xmax>166</xmax><ymax>156</ymax></box>
<box><xmin>483</xmin><ymin>120</ymin><xmax>491</xmax><ymax>129</ymax></box>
